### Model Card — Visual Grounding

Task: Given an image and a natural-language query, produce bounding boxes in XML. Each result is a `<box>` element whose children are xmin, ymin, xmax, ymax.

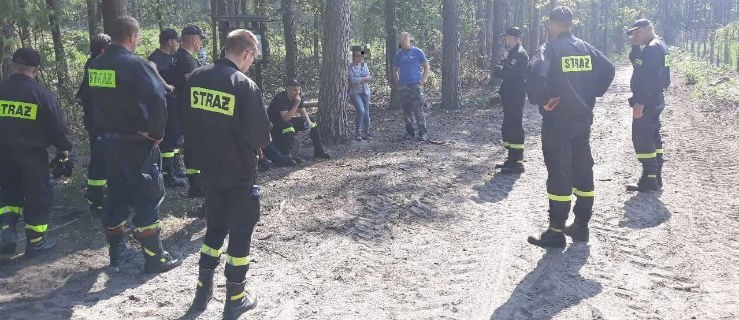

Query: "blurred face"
<box><xmin>400</xmin><ymin>34</ymin><xmax>411</xmax><ymax>48</ymax></box>
<box><xmin>241</xmin><ymin>49</ymin><xmax>255</xmax><ymax>72</ymax></box>
<box><xmin>352</xmin><ymin>51</ymin><xmax>363</xmax><ymax>63</ymax></box>
<box><xmin>129</xmin><ymin>31</ymin><xmax>141</xmax><ymax>51</ymax></box>
<box><xmin>193</xmin><ymin>36</ymin><xmax>203</xmax><ymax>51</ymax></box>
<box><xmin>167</xmin><ymin>39</ymin><xmax>180</xmax><ymax>52</ymax></box>
<box><xmin>629</xmin><ymin>26</ymin><xmax>651</xmax><ymax>45</ymax></box>
<box><xmin>287</xmin><ymin>85</ymin><xmax>301</xmax><ymax>100</ymax></box>
<box><xmin>504</xmin><ymin>35</ymin><xmax>518</xmax><ymax>48</ymax></box>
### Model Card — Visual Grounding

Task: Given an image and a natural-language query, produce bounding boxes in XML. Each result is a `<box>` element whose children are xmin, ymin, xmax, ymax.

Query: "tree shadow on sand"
<box><xmin>490</xmin><ymin>245</ymin><xmax>601</xmax><ymax>320</ymax></box>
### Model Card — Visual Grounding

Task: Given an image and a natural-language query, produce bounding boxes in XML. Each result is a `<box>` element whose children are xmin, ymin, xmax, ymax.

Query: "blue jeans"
<box><xmin>350</xmin><ymin>93</ymin><xmax>371</xmax><ymax>135</ymax></box>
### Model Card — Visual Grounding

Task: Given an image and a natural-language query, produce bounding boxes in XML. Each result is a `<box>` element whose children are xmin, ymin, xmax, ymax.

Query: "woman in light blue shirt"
<box><xmin>348</xmin><ymin>49</ymin><xmax>373</xmax><ymax>140</ymax></box>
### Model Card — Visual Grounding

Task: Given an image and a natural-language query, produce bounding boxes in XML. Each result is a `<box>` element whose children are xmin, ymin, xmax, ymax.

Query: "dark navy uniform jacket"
<box><xmin>0</xmin><ymin>74</ymin><xmax>72</xmax><ymax>151</ymax></box>
<box><xmin>182</xmin><ymin>59</ymin><xmax>271</xmax><ymax>177</ymax></box>
<box><xmin>88</xmin><ymin>44</ymin><xmax>167</xmax><ymax>139</ymax></box>
<box><xmin>629</xmin><ymin>38</ymin><xmax>671</xmax><ymax>108</ymax></box>
<box><xmin>494</xmin><ymin>43</ymin><xmax>529</xmax><ymax>98</ymax></box>
<box><xmin>527</xmin><ymin>32</ymin><xmax>615</xmax><ymax>133</ymax></box>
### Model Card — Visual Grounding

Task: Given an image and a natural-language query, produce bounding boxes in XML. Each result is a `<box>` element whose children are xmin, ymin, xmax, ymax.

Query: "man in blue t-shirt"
<box><xmin>393</xmin><ymin>32</ymin><xmax>429</xmax><ymax>141</ymax></box>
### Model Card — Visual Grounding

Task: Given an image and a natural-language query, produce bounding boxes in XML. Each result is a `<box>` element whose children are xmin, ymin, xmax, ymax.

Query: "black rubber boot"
<box><xmin>0</xmin><ymin>221</ymin><xmax>17</xmax><ymax>255</ymax></box>
<box><xmin>105</xmin><ymin>225</ymin><xmax>134</xmax><ymax>268</ymax></box>
<box><xmin>173</xmin><ymin>153</ymin><xmax>187</xmax><ymax>178</ymax></box>
<box><xmin>163</xmin><ymin>158</ymin><xmax>188</xmax><ymax>188</ymax></box>
<box><xmin>85</xmin><ymin>185</ymin><xmax>105</xmax><ymax>218</ymax></box>
<box><xmin>24</xmin><ymin>229</ymin><xmax>57</xmax><ymax>258</ymax></box>
<box><xmin>527</xmin><ymin>227</ymin><xmax>566</xmax><ymax>249</ymax></box>
<box><xmin>192</xmin><ymin>268</ymin><xmax>215</xmax><ymax>311</ymax></box>
<box><xmin>223</xmin><ymin>281</ymin><xmax>257</xmax><ymax>320</ymax></box>
<box><xmin>135</xmin><ymin>229</ymin><xmax>182</xmax><ymax>274</ymax></box>
<box><xmin>563</xmin><ymin>219</ymin><xmax>590</xmax><ymax>243</ymax></box>
<box><xmin>626</xmin><ymin>175</ymin><xmax>659</xmax><ymax>192</ymax></box>
<box><xmin>187</xmin><ymin>174</ymin><xmax>205</xmax><ymax>198</ymax></box>
<box><xmin>310</xmin><ymin>128</ymin><xmax>331</xmax><ymax>159</ymax></box>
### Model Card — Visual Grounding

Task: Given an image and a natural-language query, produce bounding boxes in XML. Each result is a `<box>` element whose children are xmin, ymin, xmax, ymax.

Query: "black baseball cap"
<box><xmin>12</xmin><ymin>48</ymin><xmax>41</xmax><ymax>67</ymax></box>
<box><xmin>159</xmin><ymin>28</ymin><xmax>180</xmax><ymax>43</ymax></box>
<box><xmin>549</xmin><ymin>6</ymin><xmax>574</xmax><ymax>23</ymax></box>
<box><xmin>182</xmin><ymin>25</ymin><xmax>206</xmax><ymax>39</ymax></box>
<box><xmin>285</xmin><ymin>78</ymin><xmax>302</xmax><ymax>87</ymax></box>
<box><xmin>626</xmin><ymin>19</ymin><xmax>652</xmax><ymax>35</ymax></box>
<box><xmin>501</xmin><ymin>27</ymin><xmax>522</xmax><ymax>37</ymax></box>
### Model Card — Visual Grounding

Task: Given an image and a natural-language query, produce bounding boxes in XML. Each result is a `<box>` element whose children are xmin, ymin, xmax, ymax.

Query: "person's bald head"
<box><xmin>223</xmin><ymin>29</ymin><xmax>259</xmax><ymax>73</ymax></box>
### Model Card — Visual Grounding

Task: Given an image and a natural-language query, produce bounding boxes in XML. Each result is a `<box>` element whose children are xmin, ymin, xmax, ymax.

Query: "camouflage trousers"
<box><xmin>397</xmin><ymin>84</ymin><xmax>427</xmax><ymax>135</ymax></box>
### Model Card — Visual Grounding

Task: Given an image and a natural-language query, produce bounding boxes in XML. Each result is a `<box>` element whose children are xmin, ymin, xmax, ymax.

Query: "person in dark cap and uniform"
<box><xmin>0</xmin><ymin>48</ymin><xmax>73</xmax><ymax>257</ymax></box>
<box><xmin>89</xmin><ymin>16</ymin><xmax>181</xmax><ymax>272</ymax></box>
<box><xmin>267</xmin><ymin>79</ymin><xmax>331</xmax><ymax>162</ymax></box>
<box><xmin>493</xmin><ymin>27</ymin><xmax>529</xmax><ymax>173</ymax></box>
<box><xmin>526</xmin><ymin>6</ymin><xmax>615</xmax><ymax>249</ymax></box>
<box><xmin>174</xmin><ymin>24</ymin><xmax>207</xmax><ymax>198</ymax></box>
<box><xmin>77</xmin><ymin>33</ymin><xmax>111</xmax><ymax>217</ymax></box>
<box><xmin>148</xmin><ymin>28</ymin><xmax>188</xmax><ymax>188</ymax></box>
<box><xmin>184</xmin><ymin>29</ymin><xmax>270</xmax><ymax>319</ymax></box>
<box><xmin>625</xmin><ymin>19</ymin><xmax>671</xmax><ymax>192</ymax></box>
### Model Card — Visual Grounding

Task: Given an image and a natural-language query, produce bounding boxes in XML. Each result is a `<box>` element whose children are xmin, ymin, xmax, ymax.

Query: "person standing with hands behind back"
<box><xmin>394</xmin><ymin>32</ymin><xmax>430</xmax><ymax>141</ymax></box>
<box><xmin>526</xmin><ymin>7</ymin><xmax>615</xmax><ymax>249</ymax></box>
<box><xmin>348</xmin><ymin>47</ymin><xmax>373</xmax><ymax>141</ymax></box>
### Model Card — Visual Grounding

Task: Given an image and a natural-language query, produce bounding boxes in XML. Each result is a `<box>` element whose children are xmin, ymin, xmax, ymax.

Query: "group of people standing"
<box><xmin>492</xmin><ymin>7</ymin><xmax>670</xmax><ymax>249</ymax></box>
<box><xmin>0</xmin><ymin>5</ymin><xmax>670</xmax><ymax>319</ymax></box>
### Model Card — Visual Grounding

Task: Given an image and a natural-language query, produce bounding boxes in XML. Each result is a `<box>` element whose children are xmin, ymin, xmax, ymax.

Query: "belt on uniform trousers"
<box><xmin>100</xmin><ymin>133</ymin><xmax>150</xmax><ymax>142</ymax></box>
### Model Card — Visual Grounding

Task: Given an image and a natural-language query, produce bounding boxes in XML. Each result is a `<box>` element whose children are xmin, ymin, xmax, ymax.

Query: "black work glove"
<box><xmin>50</xmin><ymin>151</ymin><xmax>73</xmax><ymax>178</ymax></box>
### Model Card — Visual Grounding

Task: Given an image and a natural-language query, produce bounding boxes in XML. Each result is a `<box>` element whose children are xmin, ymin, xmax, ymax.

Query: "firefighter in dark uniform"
<box><xmin>148</xmin><ymin>28</ymin><xmax>188</xmax><ymax>188</ymax></box>
<box><xmin>183</xmin><ymin>29</ymin><xmax>270</xmax><ymax>319</ymax></box>
<box><xmin>625</xmin><ymin>19</ymin><xmax>671</xmax><ymax>192</ymax></box>
<box><xmin>267</xmin><ymin>79</ymin><xmax>331</xmax><ymax>162</ymax></box>
<box><xmin>0</xmin><ymin>48</ymin><xmax>73</xmax><ymax>257</ymax></box>
<box><xmin>526</xmin><ymin>7</ymin><xmax>615</xmax><ymax>249</ymax></box>
<box><xmin>76</xmin><ymin>33</ymin><xmax>111</xmax><ymax>217</ymax></box>
<box><xmin>89</xmin><ymin>16</ymin><xmax>181</xmax><ymax>272</ymax></box>
<box><xmin>493</xmin><ymin>27</ymin><xmax>529</xmax><ymax>173</ymax></box>
<box><xmin>173</xmin><ymin>25</ymin><xmax>206</xmax><ymax>198</ymax></box>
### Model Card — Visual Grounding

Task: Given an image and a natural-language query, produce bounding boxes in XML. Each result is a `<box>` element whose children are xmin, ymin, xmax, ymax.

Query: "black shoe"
<box><xmin>290</xmin><ymin>156</ymin><xmax>303</xmax><ymax>164</ymax></box>
<box><xmin>106</xmin><ymin>228</ymin><xmax>134</xmax><ymax>268</ymax></box>
<box><xmin>135</xmin><ymin>229</ymin><xmax>182</xmax><ymax>274</ymax></box>
<box><xmin>24</xmin><ymin>236</ymin><xmax>57</xmax><ymax>258</ymax></box>
<box><xmin>418</xmin><ymin>133</ymin><xmax>429</xmax><ymax>141</ymax></box>
<box><xmin>187</xmin><ymin>174</ymin><xmax>205</xmax><ymax>198</ymax></box>
<box><xmin>0</xmin><ymin>223</ymin><xmax>17</xmax><ymax>255</ymax></box>
<box><xmin>164</xmin><ymin>173</ymin><xmax>188</xmax><ymax>188</ymax></box>
<box><xmin>497</xmin><ymin>161</ymin><xmax>525</xmax><ymax>173</ymax></box>
<box><xmin>563</xmin><ymin>220</ymin><xmax>590</xmax><ymax>243</ymax></box>
<box><xmin>364</xmin><ymin>133</ymin><xmax>372</xmax><ymax>141</ymax></box>
<box><xmin>223</xmin><ymin>281</ymin><xmax>257</xmax><ymax>320</ymax></box>
<box><xmin>355</xmin><ymin>133</ymin><xmax>362</xmax><ymax>141</ymax></box>
<box><xmin>626</xmin><ymin>176</ymin><xmax>659</xmax><ymax>192</ymax></box>
<box><xmin>406</xmin><ymin>132</ymin><xmax>416</xmax><ymax>140</ymax></box>
<box><xmin>192</xmin><ymin>268</ymin><xmax>215</xmax><ymax>311</ymax></box>
<box><xmin>314</xmin><ymin>149</ymin><xmax>331</xmax><ymax>159</ymax></box>
<box><xmin>527</xmin><ymin>228</ymin><xmax>566</xmax><ymax>249</ymax></box>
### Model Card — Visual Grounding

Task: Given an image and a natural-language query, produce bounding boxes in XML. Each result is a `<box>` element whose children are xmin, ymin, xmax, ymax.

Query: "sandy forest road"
<box><xmin>2</xmin><ymin>64</ymin><xmax>739</xmax><ymax>320</ymax></box>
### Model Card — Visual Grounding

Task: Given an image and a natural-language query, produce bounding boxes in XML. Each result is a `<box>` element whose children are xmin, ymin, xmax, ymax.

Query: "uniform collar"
<box><xmin>107</xmin><ymin>43</ymin><xmax>133</xmax><ymax>55</ymax></box>
<box><xmin>555</xmin><ymin>31</ymin><xmax>575</xmax><ymax>40</ymax></box>
<box><xmin>215</xmin><ymin>58</ymin><xmax>239</xmax><ymax>71</ymax></box>
<box><xmin>508</xmin><ymin>43</ymin><xmax>521</xmax><ymax>54</ymax></box>
<box><xmin>10</xmin><ymin>73</ymin><xmax>36</xmax><ymax>82</ymax></box>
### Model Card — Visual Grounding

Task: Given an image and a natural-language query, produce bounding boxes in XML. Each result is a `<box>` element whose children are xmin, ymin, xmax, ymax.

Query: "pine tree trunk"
<box><xmin>46</xmin><ymin>0</ymin><xmax>70</xmax><ymax>92</ymax></box>
<box><xmin>528</xmin><ymin>0</ymin><xmax>539</xmax><ymax>51</ymax></box>
<box><xmin>490</xmin><ymin>0</ymin><xmax>507</xmax><ymax>78</ymax></box>
<box><xmin>101</xmin><ymin>0</ymin><xmax>127</xmax><ymax>34</ymax></box>
<box><xmin>475</xmin><ymin>0</ymin><xmax>487</xmax><ymax>68</ymax></box>
<box><xmin>86</xmin><ymin>0</ymin><xmax>99</xmax><ymax>38</ymax></box>
<box><xmin>281</xmin><ymin>0</ymin><xmax>298</xmax><ymax>80</ymax></box>
<box><xmin>385</xmin><ymin>0</ymin><xmax>399</xmax><ymax>109</ymax></box>
<box><xmin>0</xmin><ymin>19</ymin><xmax>15</xmax><ymax>80</ymax></box>
<box><xmin>317</xmin><ymin>0</ymin><xmax>351</xmax><ymax>144</ymax></box>
<box><xmin>442</xmin><ymin>0</ymin><xmax>460</xmax><ymax>110</ymax></box>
